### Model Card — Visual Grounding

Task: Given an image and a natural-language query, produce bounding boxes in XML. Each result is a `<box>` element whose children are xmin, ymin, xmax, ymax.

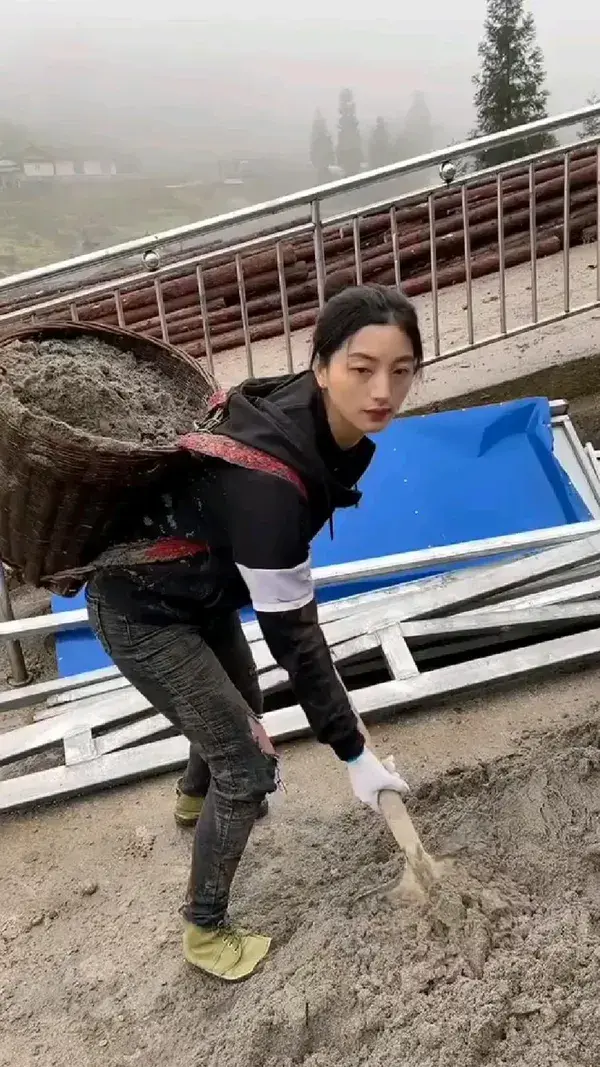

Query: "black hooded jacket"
<box><xmin>97</xmin><ymin>370</ymin><xmax>375</xmax><ymax>762</ymax></box>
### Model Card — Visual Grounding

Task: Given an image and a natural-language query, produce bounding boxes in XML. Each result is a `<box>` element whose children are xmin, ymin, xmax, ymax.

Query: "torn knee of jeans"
<box><xmin>247</xmin><ymin>715</ymin><xmax>276</xmax><ymax>758</ymax></box>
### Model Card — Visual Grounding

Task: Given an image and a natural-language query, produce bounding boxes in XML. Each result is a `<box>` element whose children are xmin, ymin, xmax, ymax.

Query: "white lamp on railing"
<box><xmin>142</xmin><ymin>249</ymin><xmax>161</xmax><ymax>272</ymax></box>
<box><xmin>439</xmin><ymin>160</ymin><xmax>457</xmax><ymax>185</ymax></box>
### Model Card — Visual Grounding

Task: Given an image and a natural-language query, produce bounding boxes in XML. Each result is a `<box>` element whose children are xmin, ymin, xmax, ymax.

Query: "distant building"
<box><xmin>23</xmin><ymin>160</ymin><xmax>55</xmax><ymax>178</ymax></box>
<box><xmin>55</xmin><ymin>160</ymin><xmax>75</xmax><ymax>177</ymax></box>
<box><xmin>82</xmin><ymin>160</ymin><xmax>117</xmax><ymax>176</ymax></box>
<box><xmin>20</xmin><ymin>159</ymin><xmax>119</xmax><ymax>181</ymax></box>
<box><xmin>0</xmin><ymin>159</ymin><xmax>20</xmax><ymax>188</ymax></box>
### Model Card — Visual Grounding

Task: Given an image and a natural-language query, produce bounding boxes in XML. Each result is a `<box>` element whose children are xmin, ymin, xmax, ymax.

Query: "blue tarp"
<box><xmin>307</xmin><ymin>395</ymin><xmax>591</xmax><ymax>604</ymax></box>
<box><xmin>52</xmin><ymin>397</ymin><xmax>592</xmax><ymax>677</ymax></box>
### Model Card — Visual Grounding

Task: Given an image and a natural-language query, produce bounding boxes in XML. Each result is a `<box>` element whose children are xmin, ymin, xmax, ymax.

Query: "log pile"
<box><xmin>7</xmin><ymin>150</ymin><xmax>599</xmax><ymax>361</ymax></box>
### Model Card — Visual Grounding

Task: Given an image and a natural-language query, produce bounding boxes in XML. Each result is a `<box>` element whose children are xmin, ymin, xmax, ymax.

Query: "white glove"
<box><xmin>346</xmin><ymin>748</ymin><xmax>410</xmax><ymax>811</ymax></box>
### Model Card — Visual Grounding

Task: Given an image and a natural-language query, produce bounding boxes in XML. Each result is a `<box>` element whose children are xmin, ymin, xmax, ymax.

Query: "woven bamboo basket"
<box><xmin>0</xmin><ymin>322</ymin><xmax>217</xmax><ymax>593</ymax></box>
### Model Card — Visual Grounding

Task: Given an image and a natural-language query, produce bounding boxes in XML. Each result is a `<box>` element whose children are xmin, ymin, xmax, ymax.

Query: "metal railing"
<box><xmin>0</xmin><ymin>103</ymin><xmax>599</xmax><ymax>385</ymax></box>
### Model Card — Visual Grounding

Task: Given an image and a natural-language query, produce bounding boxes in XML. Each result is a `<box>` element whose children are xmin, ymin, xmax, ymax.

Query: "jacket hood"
<box><xmin>215</xmin><ymin>370</ymin><xmax>375</xmax><ymax>512</ymax></box>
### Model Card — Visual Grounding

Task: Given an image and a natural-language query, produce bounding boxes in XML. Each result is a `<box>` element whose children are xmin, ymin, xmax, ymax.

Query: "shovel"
<box><xmin>340</xmin><ymin>672</ymin><xmax>444</xmax><ymax>896</ymax></box>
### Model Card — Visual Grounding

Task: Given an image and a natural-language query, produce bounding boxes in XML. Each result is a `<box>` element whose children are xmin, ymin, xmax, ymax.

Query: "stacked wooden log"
<box><xmin>7</xmin><ymin>150</ymin><xmax>599</xmax><ymax>360</ymax></box>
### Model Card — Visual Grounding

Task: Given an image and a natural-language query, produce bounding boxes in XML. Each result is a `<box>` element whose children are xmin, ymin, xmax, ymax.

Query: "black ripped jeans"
<box><xmin>86</xmin><ymin>576</ymin><xmax>277</xmax><ymax>928</ymax></box>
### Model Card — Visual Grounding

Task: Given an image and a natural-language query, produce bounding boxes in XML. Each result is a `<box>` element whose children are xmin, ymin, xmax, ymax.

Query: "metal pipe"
<box><xmin>312</xmin><ymin>200</ymin><xmax>327</xmax><ymax>309</ymax></box>
<box><xmin>114</xmin><ymin>288</ymin><xmax>126</xmax><ymax>329</ymax></box>
<box><xmin>235</xmin><ymin>254</ymin><xmax>254</xmax><ymax>377</ymax></box>
<box><xmin>528</xmin><ymin>162</ymin><xmax>539</xmax><ymax>323</ymax></box>
<box><xmin>1</xmin><ymin>104</ymin><xmax>598</xmax><ymax>297</ymax></box>
<box><xmin>389</xmin><ymin>206</ymin><xmax>402</xmax><ymax>289</ymax></box>
<box><xmin>461</xmin><ymin>185</ymin><xmax>474</xmax><ymax>346</ymax></box>
<box><xmin>427</xmin><ymin>194</ymin><xmax>440</xmax><ymax>358</ymax></box>
<box><xmin>195</xmin><ymin>265</ymin><xmax>214</xmax><ymax>377</ymax></box>
<box><xmin>593</xmin><ymin>141</ymin><xmax>597</xmax><ymax>300</ymax></box>
<box><xmin>497</xmin><ymin>174</ymin><xmax>507</xmax><ymax>334</ymax></box>
<box><xmin>352</xmin><ymin>217</ymin><xmax>363</xmax><ymax>285</ymax></box>
<box><xmin>154</xmin><ymin>279</ymin><xmax>169</xmax><ymax>343</ymax></box>
<box><xmin>313</xmin><ymin>517</ymin><xmax>600</xmax><ymax>588</ymax></box>
<box><xmin>276</xmin><ymin>242</ymin><xmax>294</xmax><ymax>373</ymax></box>
<box><xmin>0</xmin><ymin>564</ymin><xmax>29</xmax><ymax>687</ymax></box>
<box><xmin>563</xmin><ymin>153</ymin><xmax>571</xmax><ymax>313</ymax></box>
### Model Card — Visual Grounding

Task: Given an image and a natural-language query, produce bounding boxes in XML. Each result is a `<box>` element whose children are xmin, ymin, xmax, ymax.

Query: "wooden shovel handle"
<box><xmin>337</xmin><ymin>669</ymin><xmax>437</xmax><ymax>878</ymax></box>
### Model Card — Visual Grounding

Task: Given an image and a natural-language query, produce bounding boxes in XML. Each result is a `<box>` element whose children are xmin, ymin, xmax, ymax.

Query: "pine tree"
<box><xmin>367</xmin><ymin>116</ymin><xmax>392</xmax><ymax>169</ymax></box>
<box><xmin>579</xmin><ymin>92</ymin><xmax>600</xmax><ymax>140</ymax></box>
<box><xmin>389</xmin><ymin>124</ymin><xmax>407</xmax><ymax>165</ymax></box>
<box><xmin>336</xmin><ymin>88</ymin><xmax>362</xmax><ymax>176</ymax></box>
<box><xmin>472</xmin><ymin>0</ymin><xmax>556</xmax><ymax>168</ymax></box>
<box><xmin>309</xmin><ymin>110</ymin><xmax>335</xmax><ymax>180</ymax></box>
<box><xmin>403</xmin><ymin>92</ymin><xmax>434</xmax><ymax>156</ymax></box>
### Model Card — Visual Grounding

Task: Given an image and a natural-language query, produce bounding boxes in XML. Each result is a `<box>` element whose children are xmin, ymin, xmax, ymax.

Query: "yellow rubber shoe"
<box><xmin>174</xmin><ymin>780</ymin><xmax>269</xmax><ymax>827</ymax></box>
<box><xmin>182</xmin><ymin>921</ymin><xmax>271</xmax><ymax>981</ymax></box>
<box><xmin>174</xmin><ymin>782</ymin><xmax>204</xmax><ymax>827</ymax></box>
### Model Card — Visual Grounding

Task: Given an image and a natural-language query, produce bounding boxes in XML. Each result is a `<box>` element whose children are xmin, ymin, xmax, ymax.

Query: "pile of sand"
<box><xmin>0</xmin><ymin>336</ymin><xmax>205</xmax><ymax>444</ymax></box>
<box><xmin>4</xmin><ymin>721</ymin><xmax>600</xmax><ymax>1067</ymax></box>
<box><xmin>199</xmin><ymin>723</ymin><xmax>600</xmax><ymax>1067</ymax></box>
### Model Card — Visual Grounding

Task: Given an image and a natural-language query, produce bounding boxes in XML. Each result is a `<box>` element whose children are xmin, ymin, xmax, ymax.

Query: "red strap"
<box><xmin>207</xmin><ymin>389</ymin><xmax>228</xmax><ymax>411</ymax></box>
<box><xmin>141</xmin><ymin>538</ymin><xmax>208</xmax><ymax>563</ymax></box>
<box><xmin>179</xmin><ymin>432</ymin><xmax>308</xmax><ymax>500</ymax></box>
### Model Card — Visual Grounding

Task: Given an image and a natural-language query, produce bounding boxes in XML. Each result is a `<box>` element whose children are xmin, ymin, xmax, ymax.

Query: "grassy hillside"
<box><xmin>0</xmin><ymin>178</ymin><xmax>228</xmax><ymax>276</ymax></box>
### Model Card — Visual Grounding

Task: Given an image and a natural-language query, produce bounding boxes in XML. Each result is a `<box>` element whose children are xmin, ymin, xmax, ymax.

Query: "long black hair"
<box><xmin>310</xmin><ymin>284</ymin><xmax>423</xmax><ymax>371</ymax></box>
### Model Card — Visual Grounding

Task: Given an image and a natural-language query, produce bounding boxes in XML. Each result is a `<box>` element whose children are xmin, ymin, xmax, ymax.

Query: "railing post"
<box><xmin>528</xmin><ymin>162</ymin><xmax>539</xmax><ymax>323</ymax></box>
<box><xmin>311</xmin><ymin>200</ymin><xmax>327</xmax><ymax>310</ymax></box>
<box><xmin>593</xmin><ymin>141</ymin><xmax>597</xmax><ymax>303</ymax></box>
<box><xmin>0</xmin><ymin>563</ymin><xmax>30</xmax><ymax>687</ymax></box>
<box><xmin>563</xmin><ymin>153</ymin><xmax>572</xmax><ymax>314</ymax></box>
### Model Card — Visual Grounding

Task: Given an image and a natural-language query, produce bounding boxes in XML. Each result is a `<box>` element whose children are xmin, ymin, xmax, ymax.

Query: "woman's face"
<box><xmin>314</xmin><ymin>323</ymin><xmax>416</xmax><ymax>448</ymax></box>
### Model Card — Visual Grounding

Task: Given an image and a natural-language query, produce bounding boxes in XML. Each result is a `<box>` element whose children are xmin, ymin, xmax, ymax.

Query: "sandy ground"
<box><xmin>4</xmin><ymin>670</ymin><xmax>600</xmax><ymax>1066</ymax></box>
<box><xmin>2</xmin><ymin>245</ymin><xmax>600</xmax><ymax>1066</ymax></box>
<box><xmin>215</xmin><ymin>243</ymin><xmax>600</xmax><ymax>403</ymax></box>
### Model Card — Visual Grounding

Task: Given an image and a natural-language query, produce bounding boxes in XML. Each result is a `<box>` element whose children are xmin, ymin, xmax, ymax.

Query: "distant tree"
<box><xmin>0</xmin><ymin>119</ymin><xmax>47</xmax><ymax>162</ymax></box>
<box><xmin>367</xmin><ymin>116</ymin><xmax>393</xmax><ymax>169</ymax></box>
<box><xmin>472</xmin><ymin>0</ymin><xmax>556</xmax><ymax>168</ymax></box>
<box><xmin>386</xmin><ymin>96</ymin><xmax>439</xmax><ymax>191</ymax></box>
<box><xmin>309</xmin><ymin>110</ymin><xmax>335</xmax><ymax>180</ymax></box>
<box><xmin>388</xmin><ymin>126</ymin><xmax>406</xmax><ymax>163</ymax></box>
<box><xmin>403</xmin><ymin>92</ymin><xmax>434</xmax><ymax>157</ymax></box>
<box><xmin>579</xmin><ymin>92</ymin><xmax>600</xmax><ymax>140</ymax></box>
<box><xmin>336</xmin><ymin>88</ymin><xmax>362</xmax><ymax>176</ymax></box>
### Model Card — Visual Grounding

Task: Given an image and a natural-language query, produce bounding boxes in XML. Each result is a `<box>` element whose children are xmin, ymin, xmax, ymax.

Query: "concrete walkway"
<box><xmin>215</xmin><ymin>244</ymin><xmax>600</xmax><ymax>413</ymax></box>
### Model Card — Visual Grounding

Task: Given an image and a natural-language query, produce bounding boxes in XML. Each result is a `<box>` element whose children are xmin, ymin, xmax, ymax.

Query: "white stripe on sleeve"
<box><xmin>236</xmin><ymin>557</ymin><xmax>313</xmax><ymax>613</ymax></box>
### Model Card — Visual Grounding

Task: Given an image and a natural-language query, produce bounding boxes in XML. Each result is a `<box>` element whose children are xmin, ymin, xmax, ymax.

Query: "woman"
<box><xmin>86</xmin><ymin>283</ymin><xmax>423</xmax><ymax>981</ymax></box>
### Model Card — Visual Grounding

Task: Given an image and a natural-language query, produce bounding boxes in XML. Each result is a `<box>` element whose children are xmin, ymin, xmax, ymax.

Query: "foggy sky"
<box><xmin>1</xmin><ymin>1</ymin><xmax>597</xmax><ymax>166</ymax></box>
